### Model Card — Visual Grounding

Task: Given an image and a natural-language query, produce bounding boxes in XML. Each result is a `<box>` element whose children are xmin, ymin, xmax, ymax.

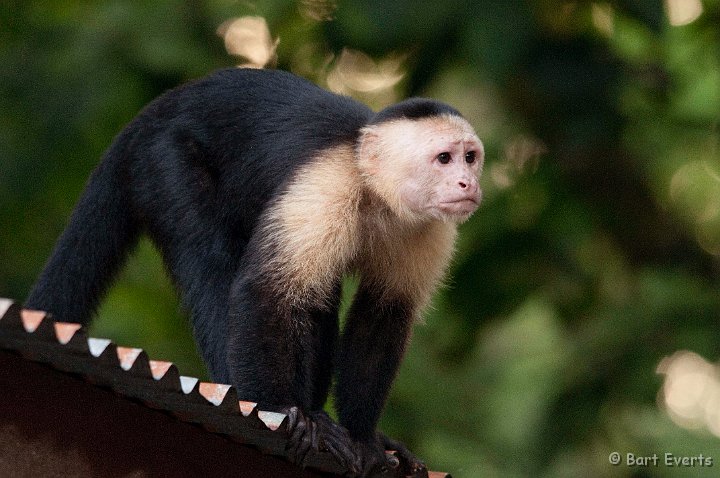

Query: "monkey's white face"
<box><xmin>358</xmin><ymin>115</ymin><xmax>484</xmax><ymax>223</ymax></box>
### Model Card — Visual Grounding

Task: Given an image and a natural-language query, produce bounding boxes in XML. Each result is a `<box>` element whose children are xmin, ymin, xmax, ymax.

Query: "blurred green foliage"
<box><xmin>2</xmin><ymin>1</ymin><xmax>720</xmax><ymax>476</ymax></box>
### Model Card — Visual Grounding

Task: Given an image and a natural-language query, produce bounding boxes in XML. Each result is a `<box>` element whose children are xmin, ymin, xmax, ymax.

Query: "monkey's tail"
<box><xmin>25</xmin><ymin>125</ymin><xmax>140</xmax><ymax>325</ymax></box>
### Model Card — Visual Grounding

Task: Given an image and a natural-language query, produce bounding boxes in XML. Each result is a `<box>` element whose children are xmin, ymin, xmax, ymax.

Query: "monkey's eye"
<box><xmin>465</xmin><ymin>151</ymin><xmax>476</xmax><ymax>163</ymax></box>
<box><xmin>437</xmin><ymin>152</ymin><xmax>451</xmax><ymax>164</ymax></box>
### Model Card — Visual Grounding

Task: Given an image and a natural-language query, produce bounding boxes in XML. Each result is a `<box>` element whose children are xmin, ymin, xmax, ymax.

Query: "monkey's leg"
<box><xmin>335</xmin><ymin>282</ymin><xmax>425</xmax><ymax>477</ymax></box>
<box><xmin>26</xmin><ymin>129</ymin><xmax>140</xmax><ymax>324</ymax></box>
<box><xmin>163</xmin><ymin>245</ymin><xmax>241</xmax><ymax>382</ymax></box>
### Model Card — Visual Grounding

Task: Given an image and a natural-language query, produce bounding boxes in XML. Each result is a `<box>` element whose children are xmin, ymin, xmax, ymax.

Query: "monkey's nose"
<box><xmin>457</xmin><ymin>179</ymin><xmax>478</xmax><ymax>194</ymax></box>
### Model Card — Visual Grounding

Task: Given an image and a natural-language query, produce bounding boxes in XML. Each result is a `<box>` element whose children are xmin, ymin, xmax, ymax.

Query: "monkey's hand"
<box><xmin>379</xmin><ymin>433</ymin><xmax>428</xmax><ymax>478</ymax></box>
<box><xmin>284</xmin><ymin>407</ymin><xmax>358</xmax><ymax>471</ymax></box>
<box><xmin>284</xmin><ymin>408</ymin><xmax>421</xmax><ymax>477</ymax></box>
<box><xmin>349</xmin><ymin>435</ymin><xmax>406</xmax><ymax>478</ymax></box>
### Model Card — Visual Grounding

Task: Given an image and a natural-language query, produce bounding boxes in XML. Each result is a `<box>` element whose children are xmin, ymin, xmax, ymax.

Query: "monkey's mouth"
<box><xmin>438</xmin><ymin>197</ymin><xmax>480</xmax><ymax>215</ymax></box>
<box><xmin>446</xmin><ymin>197</ymin><xmax>478</xmax><ymax>204</ymax></box>
<box><xmin>441</xmin><ymin>196</ymin><xmax>480</xmax><ymax>206</ymax></box>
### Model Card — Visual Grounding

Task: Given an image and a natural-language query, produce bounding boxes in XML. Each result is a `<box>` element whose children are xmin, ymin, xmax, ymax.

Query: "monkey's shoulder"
<box><xmin>252</xmin><ymin>144</ymin><xmax>363</xmax><ymax>302</ymax></box>
<box><xmin>265</xmin><ymin>144</ymin><xmax>363</xmax><ymax>250</ymax></box>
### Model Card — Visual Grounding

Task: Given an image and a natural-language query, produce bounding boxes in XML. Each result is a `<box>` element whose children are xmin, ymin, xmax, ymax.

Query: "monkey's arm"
<box><xmin>335</xmin><ymin>281</ymin><xmax>427</xmax><ymax>476</ymax></box>
<box><xmin>225</xmin><ymin>268</ymin><xmax>363</xmax><ymax>470</ymax></box>
<box><xmin>225</xmin><ymin>269</ymin><xmax>340</xmax><ymax>409</ymax></box>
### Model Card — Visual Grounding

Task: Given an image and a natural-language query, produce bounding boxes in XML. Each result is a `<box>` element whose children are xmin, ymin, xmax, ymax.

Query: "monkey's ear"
<box><xmin>357</xmin><ymin>127</ymin><xmax>381</xmax><ymax>174</ymax></box>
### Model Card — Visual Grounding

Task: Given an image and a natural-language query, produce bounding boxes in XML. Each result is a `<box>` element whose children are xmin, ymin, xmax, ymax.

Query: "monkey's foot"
<box><xmin>380</xmin><ymin>433</ymin><xmax>428</xmax><ymax>478</ymax></box>
<box><xmin>284</xmin><ymin>407</ymin><xmax>358</xmax><ymax>471</ymax></box>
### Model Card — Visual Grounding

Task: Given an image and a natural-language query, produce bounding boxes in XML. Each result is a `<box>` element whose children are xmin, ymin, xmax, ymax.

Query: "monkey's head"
<box><xmin>357</xmin><ymin>99</ymin><xmax>484</xmax><ymax>224</ymax></box>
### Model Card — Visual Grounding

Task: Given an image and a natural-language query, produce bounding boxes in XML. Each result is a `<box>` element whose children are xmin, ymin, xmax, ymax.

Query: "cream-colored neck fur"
<box><xmin>258</xmin><ymin>143</ymin><xmax>457</xmax><ymax>316</ymax></box>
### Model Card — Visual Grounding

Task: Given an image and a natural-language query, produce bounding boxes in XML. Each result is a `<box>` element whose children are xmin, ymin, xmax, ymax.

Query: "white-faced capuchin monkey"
<box><xmin>26</xmin><ymin>68</ymin><xmax>483</xmax><ymax>477</ymax></box>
